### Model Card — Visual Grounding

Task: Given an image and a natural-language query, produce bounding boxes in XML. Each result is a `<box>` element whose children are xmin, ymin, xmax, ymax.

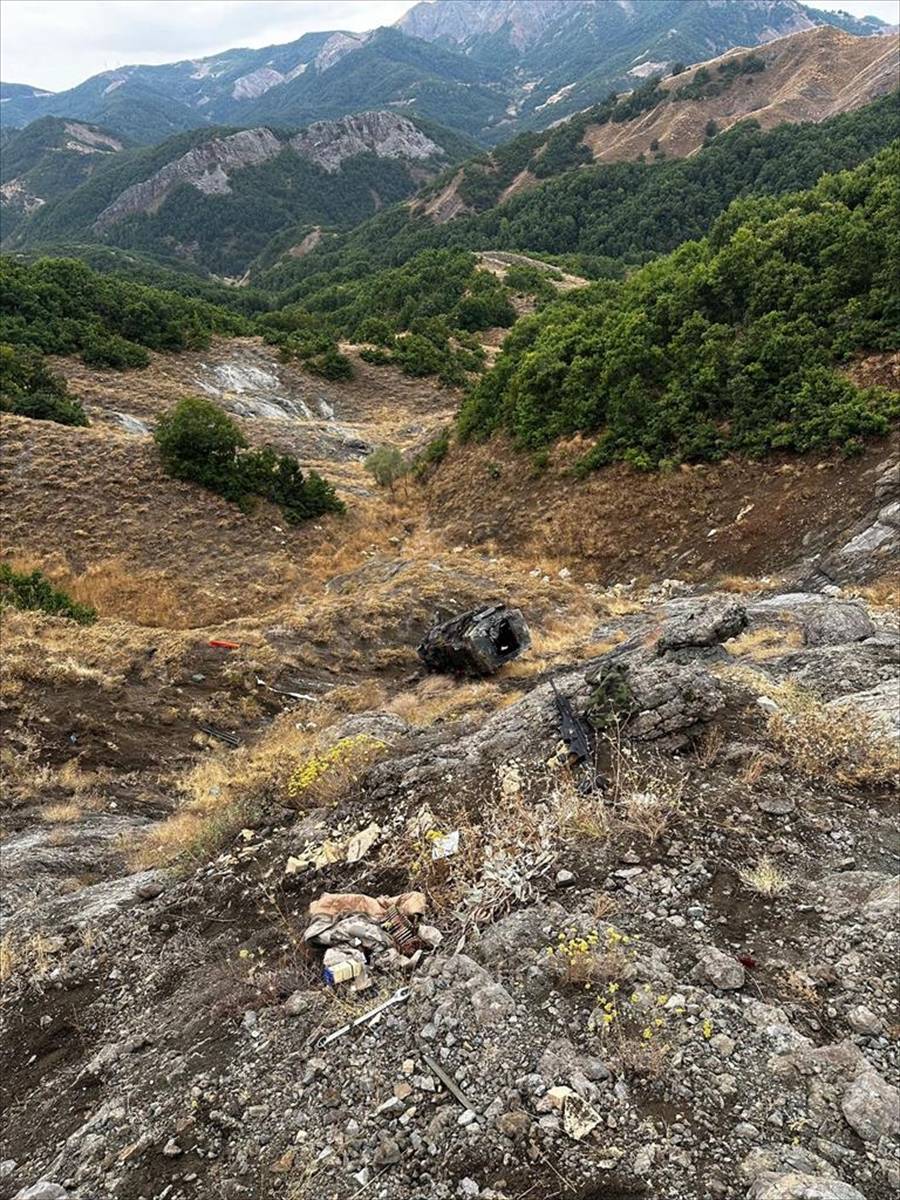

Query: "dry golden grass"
<box><xmin>553</xmin><ymin>772</ymin><xmax>612</xmax><ymax>842</ymax></box>
<box><xmin>1</xmin><ymin>930</ymin><xmax>74</xmax><ymax>984</ymax></box>
<box><xmin>387</xmin><ymin>677</ymin><xmax>521</xmax><ymax>726</ymax></box>
<box><xmin>607</xmin><ymin>732</ymin><xmax>686</xmax><ymax>843</ymax></box>
<box><xmin>717</xmin><ymin>666</ymin><xmax>897</xmax><ymax>788</ymax></box>
<box><xmin>0</xmin><ymin>934</ymin><xmax>16</xmax><ymax>985</ymax></box>
<box><xmin>39</xmin><ymin>802</ymin><xmax>84</xmax><ymax>823</ymax></box>
<box><xmin>726</xmin><ymin>625</ymin><xmax>803</xmax><ymax>660</ymax></box>
<box><xmin>599</xmin><ymin>594</ymin><xmax>645</xmax><ymax>617</ymax></box>
<box><xmin>739</xmin><ymin>855</ymin><xmax>792</xmax><ymax>896</ymax></box>
<box><xmin>131</xmin><ymin>712</ymin><xmax>316</xmax><ymax>869</ymax></box>
<box><xmin>740</xmin><ymin>753</ymin><xmax>771</xmax><ymax>787</ymax></box>
<box><xmin>781</xmin><ymin>968</ymin><xmax>821</xmax><ymax>1007</ymax></box>
<box><xmin>3</xmin><ymin>741</ymin><xmax>110</xmax><ymax>808</ymax></box>
<box><xmin>501</xmin><ymin>612</ymin><xmax>617</xmax><ymax>680</ymax></box>
<box><xmin>695</xmin><ymin>725</ymin><xmax>725</xmax><ymax>768</ymax></box>
<box><xmin>593</xmin><ymin>893</ymin><xmax>619</xmax><ymax>921</ymax></box>
<box><xmin>767</xmin><ymin>690</ymin><xmax>898</xmax><ymax>788</ymax></box>
<box><xmin>4</xmin><ymin>552</ymin><xmax>196</xmax><ymax>628</ymax></box>
<box><xmin>324</xmin><ymin>679</ymin><xmax>388</xmax><ymax>714</ymax></box>
<box><xmin>853</xmin><ymin>574</ymin><xmax>900</xmax><ymax>611</ymax></box>
<box><xmin>716</xmin><ymin>574</ymin><xmax>770</xmax><ymax>595</ymax></box>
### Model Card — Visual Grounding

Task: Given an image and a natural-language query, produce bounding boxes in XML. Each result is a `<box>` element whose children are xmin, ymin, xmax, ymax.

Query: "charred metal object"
<box><xmin>417</xmin><ymin>604</ymin><xmax>531</xmax><ymax>676</ymax></box>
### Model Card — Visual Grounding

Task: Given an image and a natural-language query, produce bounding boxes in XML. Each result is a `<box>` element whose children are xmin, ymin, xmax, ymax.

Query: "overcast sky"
<box><xmin>1</xmin><ymin>0</ymin><xmax>897</xmax><ymax>91</ymax></box>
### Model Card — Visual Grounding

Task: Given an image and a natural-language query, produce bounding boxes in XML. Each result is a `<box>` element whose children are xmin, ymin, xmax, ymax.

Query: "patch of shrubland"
<box><xmin>154</xmin><ymin>396</ymin><xmax>344</xmax><ymax>522</ymax></box>
<box><xmin>0</xmin><ymin>343</ymin><xmax>88</xmax><ymax>426</ymax></box>
<box><xmin>459</xmin><ymin>146</ymin><xmax>900</xmax><ymax>467</ymax></box>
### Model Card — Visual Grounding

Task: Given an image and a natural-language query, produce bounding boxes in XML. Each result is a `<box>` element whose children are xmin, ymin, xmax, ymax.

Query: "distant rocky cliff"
<box><xmin>92</xmin><ymin>113</ymin><xmax>443</xmax><ymax>230</ymax></box>
<box><xmin>291</xmin><ymin>112</ymin><xmax>442</xmax><ymax>173</ymax></box>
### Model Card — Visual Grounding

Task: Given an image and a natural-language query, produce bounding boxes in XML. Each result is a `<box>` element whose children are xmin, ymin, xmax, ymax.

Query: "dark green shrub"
<box><xmin>0</xmin><ymin>563</ymin><xmax>96</xmax><ymax>624</ymax></box>
<box><xmin>392</xmin><ymin>333</ymin><xmax>446</xmax><ymax>378</ymax></box>
<box><xmin>155</xmin><ymin>396</ymin><xmax>344</xmax><ymax>520</ymax></box>
<box><xmin>239</xmin><ymin>446</ymin><xmax>344</xmax><ymax>521</ymax></box>
<box><xmin>305</xmin><ymin>348</ymin><xmax>353</xmax><ymax>381</ymax></box>
<box><xmin>360</xmin><ymin>347</ymin><xmax>393</xmax><ymax>366</ymax></box>
<box><xmin>154</xmin><ymin>395</ymin><xmax>248</xmax><ymax>501</ymax></box>
<box><xmin>454</xmin><ymin>290</ymin><xmax>516</xmax><ymax>332</ymax></box>
<box><xmin>417</xmin><ymin>427</ymin><xmax>450</xmax><ymax>470</ymax></box>
<box><xmin>0</xmin><ymin>343</ymin><xmax>88</xmax><ymax>426</ymax></box>
<box><xmin>356</xmin><ymin>317</ymin><xmax>396</xmax><ymax>346</ymax></box>
<box><xmin>80</xmin><ymin>331</ymin><xmax>150</xmax><ymax>369</ymax></box>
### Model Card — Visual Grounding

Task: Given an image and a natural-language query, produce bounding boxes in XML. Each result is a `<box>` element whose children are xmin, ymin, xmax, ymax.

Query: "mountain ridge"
<box><xmin>417</xmin><ymin>24</ymin><xmax>900</xmax><ymax>224</ymax></box>
<box><xmin>5</xmin><ymin>110</ymin><xmax>476</xmax><ymax>278</ymax></box>
<box><xmin>0</xmin><ymin>0</ymin><xmax>890</xmax><ymax>144</ymax></box>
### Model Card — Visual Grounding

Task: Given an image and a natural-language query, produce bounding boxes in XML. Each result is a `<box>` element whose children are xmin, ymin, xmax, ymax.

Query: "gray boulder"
<box><xmin>695</xmin><ymin>946</ymin><xmax>745</xmax><ymax>990</ymax></box>
<box><xmin>802</xmin><ymin>602</ymin><xmax>874</xmax><ymax>647</ymax></box>
<box><xmin>656</xmin><ymin>599</ymin><xmax>748</xmax><ymax>653</ymax></box>
<box><xmin>841</xmin><ymin>1069</ymin><xmax>900</xmax><ymax>1142</ymax></box>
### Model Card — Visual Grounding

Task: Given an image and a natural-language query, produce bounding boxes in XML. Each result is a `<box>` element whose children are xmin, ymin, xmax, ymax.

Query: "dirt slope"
<box><xmin>422</xmin><ymin>26</ymin><xmax>898</xmax><ymax>222</ymax></box>
<box><xmin>424</xmin><ymin>428</ymin><xmax>899</xmax><ymax>586</ymax></box>
<box><xmin>2</xmin><ymin>336</ymin><xmax>899</xmax><ymax>1200</ymax></box>
<box><xmin>582</xmin><ymin>26</ymin><xmax>899</xmax><ymax>164</ymax></box>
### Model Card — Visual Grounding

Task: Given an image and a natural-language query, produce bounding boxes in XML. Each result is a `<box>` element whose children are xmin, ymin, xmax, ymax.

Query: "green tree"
<box><xmin>154</xmin><ymin>396</ymin><xmax>248</xmax><ymax>501</ymax></box>
<box><xmin>365</xmin><ymin>445</ymin><xmax>409</xmax><ymax>493</ymax></box>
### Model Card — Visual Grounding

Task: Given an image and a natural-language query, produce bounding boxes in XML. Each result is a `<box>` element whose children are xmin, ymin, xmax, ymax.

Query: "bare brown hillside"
<box><xmin>424</xmin><ymin>430</ymin><xmax>899</xmax><ymax>585</ymax></box>
<box><xmin>420</xmin><ymin>25</ymin><xmax>898</xmax><ymax>223</ymax></box>
<box><xmin>582</xmin><ymin>26</ymin><xmax>899</xmax><ymax>165</ymax></box>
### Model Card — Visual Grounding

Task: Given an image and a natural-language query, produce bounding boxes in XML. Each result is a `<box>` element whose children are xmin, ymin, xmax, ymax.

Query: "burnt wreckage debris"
<box><xmin>417</xmin><ymin>604</ymin><xmax>531</xmax><ymax>676</ymax></box>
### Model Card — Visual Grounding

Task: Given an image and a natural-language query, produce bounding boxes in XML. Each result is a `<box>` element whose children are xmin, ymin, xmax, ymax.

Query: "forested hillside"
<box><xmin>0</xmin><ymin>117</ymin><xmax>127</xmax><ymax>240</ymax></box>
<box><xmin>257</xmin><ymin>92</ymin><xmax>900</xmax><ymax>290</ymax></box>
<box><xmin>8</xmin><ymin>114</ymin><xmax>475</xmax><ymax>278</ymax></box>
<box><xmin>458</xmin><ymin>146</ymin><xmax>899</xmax><ymax>468</ymax></box>
<box><xmin>0</xmin><ymin>255</ymin><xmax>245</xmax><ymax>366</ymax></box>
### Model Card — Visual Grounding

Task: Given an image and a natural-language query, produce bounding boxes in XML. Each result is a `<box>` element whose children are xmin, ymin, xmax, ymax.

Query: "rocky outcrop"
<box><xmin>93</xmin><ymin>128</ymin><xmax>283</xmax><ymax>228</ymax></box>
<box><xmin>62</xmin><ymin>121</ymin><xmax>123</xmax><ymax>153</ymax></box>
<box><xmin>230</xmin><ymin>67</ymin><xmax>286</xmax><ymax>101</ymax></box>
<box><xmin>290</xmin><ymin>112</ymin><xmax>442</xmax><ymax>173</ymax></box>
<box><xmin>656</xmin><ymin>598</ymin><xmax>748</xmax><ymax>653</ymax></box>
<box><xmin>92</xmin><ymin>113</ymin><xmax>443</xmax><ymax>230</ymax></box>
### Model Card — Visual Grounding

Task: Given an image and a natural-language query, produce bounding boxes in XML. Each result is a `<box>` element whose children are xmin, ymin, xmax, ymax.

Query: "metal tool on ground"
<box><xmin>421</xmin><ymin>1053</ymin><xmax>480</xmax><ymax>1113</ymax></box>
<box><xmin>197</xmin><ymin>723</ymin><xmax>240</xmax><ymax>747</ymax></box>
<box><xmin>320</xmin><ymin>987</ymin><xmax>410</xmax><ymax>1046</ymax></box>
<box><xmin>549</xmin><ymin>679</ymin><xmax>592</xmax><ymax>765</ymax></box>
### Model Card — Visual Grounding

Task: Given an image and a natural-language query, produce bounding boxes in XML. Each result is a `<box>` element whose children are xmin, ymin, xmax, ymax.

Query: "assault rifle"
<box><xmin>549</xmin><ymin>679</ymin><xmax>592</xmax><ymax>766</ymax></box>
